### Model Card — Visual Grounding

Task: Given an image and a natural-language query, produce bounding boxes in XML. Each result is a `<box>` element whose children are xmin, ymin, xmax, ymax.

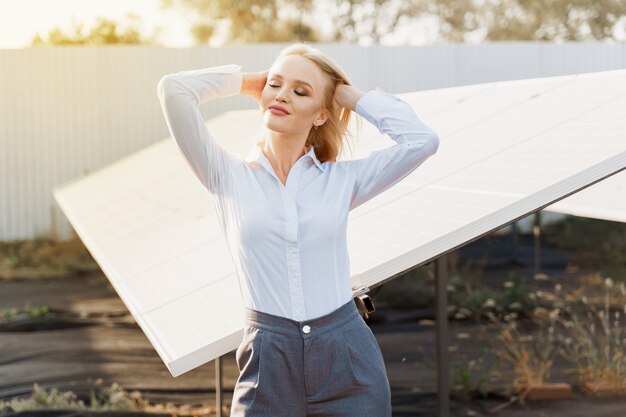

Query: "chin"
<box><xmin>263</xmin><ymin>121</ymin><xmax>284</xmax><ymax>133</ymax></box>
<box><xmin>263</xmin><ymin>115</ymin><xmax>287</xmax><ymax>129</ymax></box>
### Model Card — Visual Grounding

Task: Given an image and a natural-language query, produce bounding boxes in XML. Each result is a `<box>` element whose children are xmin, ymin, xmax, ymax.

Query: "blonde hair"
<box><xmin>263</xmin><ymin>42</ymin><xmax>361</xmax><ymax>163</ymax></box>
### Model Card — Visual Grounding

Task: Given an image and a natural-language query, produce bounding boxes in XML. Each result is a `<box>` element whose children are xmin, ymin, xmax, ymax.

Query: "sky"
<box><xmin>0</xmin><ymin>0</ymin><xmax>441</xmax><ymax>48</ymax></box>
<box><xmin>0</xmin><ymin>0</ymin><xmax>197</xmax><ymax>48</ymax></box>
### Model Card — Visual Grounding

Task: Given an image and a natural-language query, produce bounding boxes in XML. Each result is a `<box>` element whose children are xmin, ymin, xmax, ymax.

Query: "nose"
<box><xmin>275</xmin><ymin>87</ymin><xmax>288</xmax><ymax>102</ymax></box>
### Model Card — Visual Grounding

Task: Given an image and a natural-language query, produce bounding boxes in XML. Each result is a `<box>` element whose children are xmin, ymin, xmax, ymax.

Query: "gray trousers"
<box><xmin>230</xmin><ymin>298</ymin><xmax>392</xmax><ymax>417</ymax></box>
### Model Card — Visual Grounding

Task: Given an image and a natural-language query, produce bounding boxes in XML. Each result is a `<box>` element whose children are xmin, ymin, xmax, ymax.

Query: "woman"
<box><xmin>157</xmin><ymin>42</ymin><xmax>439</xmax><ymax>417</ymax></box>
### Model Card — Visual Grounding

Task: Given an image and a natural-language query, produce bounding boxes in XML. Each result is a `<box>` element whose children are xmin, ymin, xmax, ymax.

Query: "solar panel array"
<box><xmin>54</xmin><ymin>69</ymin><xmax>626</xmax><ymax>377</ymax></box>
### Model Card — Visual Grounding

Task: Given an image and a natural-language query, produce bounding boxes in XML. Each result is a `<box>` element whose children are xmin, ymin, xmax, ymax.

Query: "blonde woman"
<box><xmin>157</xmin><ymin>42</ymin><xmax>440</xmax><ymax>417</ymax></box>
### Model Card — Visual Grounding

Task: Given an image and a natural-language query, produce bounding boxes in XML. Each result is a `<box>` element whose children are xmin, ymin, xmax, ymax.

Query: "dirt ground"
<box><xmin>3</xmin><ymin>265</ymin><xmax>626</xmax><ymax>417</ymax></box>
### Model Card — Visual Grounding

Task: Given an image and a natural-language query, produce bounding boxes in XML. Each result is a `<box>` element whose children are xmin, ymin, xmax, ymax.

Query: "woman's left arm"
<box><xmin>336</xmin><ymin>85</ymin><xmax>440</xmax><ymax>211</ymax></box>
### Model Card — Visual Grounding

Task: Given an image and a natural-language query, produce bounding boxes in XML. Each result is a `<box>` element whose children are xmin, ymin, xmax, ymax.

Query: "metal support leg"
<box><xmin>215</xmin><ymin>356</ymin><xmax>223</xmax><ymax>417</ymax></box>
<box><xmin>511</xmin><ymin>221</ymin><xmax>519</xmax><ymax>264</ymax></box>
<box><xmin>435</xmin><ymin>256</ymin><xmax>450</xmax><ymax>417</ymax></box>
<box><xmin>533</xmin><ymin>211</ymin><xmax>542</xmax><ymax>277</ymax></box>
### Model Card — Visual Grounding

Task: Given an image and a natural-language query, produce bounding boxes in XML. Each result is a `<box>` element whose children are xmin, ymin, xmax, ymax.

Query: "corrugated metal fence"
<box><xmin>1</xmin><ymin>42</ymin><xmax>625</xmax><ymax>241</ymax></box>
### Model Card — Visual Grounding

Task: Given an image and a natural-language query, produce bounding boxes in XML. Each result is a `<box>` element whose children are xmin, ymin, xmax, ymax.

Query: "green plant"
<box><xmin>0</xmin><ymin>304</ymin><xmax>51</xmax><ymax>322</ymax></box>
<box><xmin>25</xmin><ymin>305</ymin><xmax>49</xmax><ymax>318</ymax></box>
<box><xmin>0</xmin><ymin>380</ymin><xmax>212</xmax><ymax>415</ymax></box>
<box><xmin>0</xmin><ymin>383</ymin><xmax>87</xmax><ymax>412</ymax></box>
<box><xmin>0</xmin><ymin>307</ymin><xmax>19</xmax><ymax>320</ymax></box>
<box><xmin>450</xmin><ymin>359</ymin><xmax>492</xmax><ymax>400</ymax></box>
<box><xmin>0</xmin><ymin>382</ymin><xmax>150</xmax><ymax>414</ymax></box>
<box><xmin>448</xmin><ymin>276</ymin><xmax>533</xmax><ymax>324</ymax></box>
<box><xmin>88</xmin><ymin>382</ymin><xmax>133</xmax><ymax>411</ymax></box>
<box><xmin>554</xmin><ymin>275</ymin><xmax>626</xmax><ymax>390</ymax></box>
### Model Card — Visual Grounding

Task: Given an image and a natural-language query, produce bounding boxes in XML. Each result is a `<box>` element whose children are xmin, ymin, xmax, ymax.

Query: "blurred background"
<box><xmin>3</xmin><ymin>0</ymin><xmax>626</xmax><ymax>48</ymax></box>
<box><xmin>1</xmin><ymin>1</ymin><xmax>626</xmax><ymax>416</ymax></box>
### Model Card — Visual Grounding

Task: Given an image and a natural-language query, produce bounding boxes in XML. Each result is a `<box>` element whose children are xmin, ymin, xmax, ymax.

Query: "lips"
<box><xmin>269</xmin><ymin>105</ymin><xmax>289</xmax><ymax>115</ymax></box>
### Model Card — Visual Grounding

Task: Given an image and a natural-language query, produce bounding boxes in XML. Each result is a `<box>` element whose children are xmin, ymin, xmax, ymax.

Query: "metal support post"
<box><xmin>215</xmin><ymin>355</ymin><xmax>223</xmax><ymax>417</ymax></box>
<box><xmin>435</xmin><ymin>256</ymin><xmax>450</xmax><ymax>417</ymax></box>
<box><xmin>533</xmin><ymin>211</ymin><xmax>542</xmax><ymax>277</ymax></box>
<box><xmin>511</xmin><ymin>221</ymin><xmax>519</xmax><ymax>264</ymax></box>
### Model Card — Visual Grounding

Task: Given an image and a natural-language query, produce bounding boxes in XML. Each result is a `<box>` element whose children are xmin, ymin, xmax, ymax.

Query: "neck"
<box><xmin>262</xmin><ymin>131</ymin><xmax>310</xmax><ymax>176</ymax></box>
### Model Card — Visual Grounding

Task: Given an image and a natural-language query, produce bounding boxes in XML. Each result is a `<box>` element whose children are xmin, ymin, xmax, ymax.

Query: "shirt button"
<box><xmin>302</xmin><ymin>325</ymin><xmax>311</xmax><ymax>334</ymax></box>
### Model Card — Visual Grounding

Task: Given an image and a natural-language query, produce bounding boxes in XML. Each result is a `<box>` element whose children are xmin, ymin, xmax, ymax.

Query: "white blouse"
<box><xmin>157</xmin><ymin>64</ymin><xmax>439</xmax><ymax>321</ymax></box>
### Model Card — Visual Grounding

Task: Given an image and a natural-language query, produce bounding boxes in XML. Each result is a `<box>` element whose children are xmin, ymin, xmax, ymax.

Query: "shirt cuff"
<box><xmin>354</xmin><ymin>87</ymin><xmax>404</xmax><ymax>130</ymax></box>
<box><xmin>195</xmin><ymin>64</ymin><xmax>244</xmax><ymax>97</ymax></box>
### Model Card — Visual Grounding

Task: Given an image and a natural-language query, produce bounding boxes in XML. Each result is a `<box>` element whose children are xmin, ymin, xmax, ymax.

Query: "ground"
<box><xmin>2</xmin><ymin>263</ymin><xmax>626</xmax><ymax>417</ymax></box>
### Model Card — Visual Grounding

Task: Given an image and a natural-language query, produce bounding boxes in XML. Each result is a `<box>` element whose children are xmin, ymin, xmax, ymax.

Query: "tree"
<box><xmin>326</xmin><ymin>0</ymin><xmax>427</xmax><ymax>44</ymax></box>
<box><xmin>31</xmin><ymin>14</ymin><xmax>159</xmax><ymax>46</ymax></box>
<box><xmin>162</xmin><ymin>0</ymin><xmax>420</xmax><ymax>45</ymax></box>
<box><xmin>424</xmin><ymin>0</ymin><xmax>626</xmax><ymax>42</ymax></box>
<box><xmin>160</xmin><ymin>0</ymin><xmax>626</xmax><ymax>45</ymax></box>
<box><xmin>160</xmin><ymin>0</ymin><xmax>323</xmax><ymax>44</ymax></box>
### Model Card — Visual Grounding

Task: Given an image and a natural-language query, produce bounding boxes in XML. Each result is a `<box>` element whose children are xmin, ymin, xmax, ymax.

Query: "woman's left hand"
<box><xmin>333</xmin><ymin>82</ymin><xmax>365</xmax><ymax>112</ymax></box>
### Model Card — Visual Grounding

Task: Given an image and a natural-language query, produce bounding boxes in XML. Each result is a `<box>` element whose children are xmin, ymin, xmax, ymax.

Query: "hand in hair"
<box><xmin>241</xmin><ymin>69</ymin><xmax>270</xmax><ymax>102</ymax></box>
<box><xmin>332</xmin><ymin>82</ymin><xmax>365</xmax><ymax>112</ymax></box>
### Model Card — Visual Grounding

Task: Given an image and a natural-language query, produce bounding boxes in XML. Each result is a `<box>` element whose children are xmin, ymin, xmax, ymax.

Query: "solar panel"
<box><xmin>53</xmin><ymin>68</ymin><xmax>626</xmax><ymax>377</ymax></box>
<box><xmin>543</xmin><ymin>170</ymin><xmax>625</xmax><ymax>222</ymax></box>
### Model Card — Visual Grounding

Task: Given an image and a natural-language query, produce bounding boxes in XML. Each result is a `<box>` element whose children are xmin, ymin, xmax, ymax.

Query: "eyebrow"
<box><xmin>270</xmin><ymin>74</ymin><xmax>314</xmax><ymax>92</ymax></box>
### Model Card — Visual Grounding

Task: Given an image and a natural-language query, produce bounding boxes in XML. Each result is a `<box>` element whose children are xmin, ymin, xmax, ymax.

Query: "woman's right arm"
<box><xmin>156</xmin><ymin>64</ymin><xmax>244</xmax><ymax>195</ymax></box>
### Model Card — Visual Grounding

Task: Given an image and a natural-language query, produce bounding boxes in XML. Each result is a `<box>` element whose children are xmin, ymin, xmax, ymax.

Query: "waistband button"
<box><xmin>302</xmin><ymin>325</ymin><xmax>311</xmax><ymax>334</ymax></box>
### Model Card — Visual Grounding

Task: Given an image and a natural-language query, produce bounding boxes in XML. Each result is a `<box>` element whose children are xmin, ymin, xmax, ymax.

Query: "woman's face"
<box><xmin>260</xmin><ymin>55</ymin><xmax>329</xmax><ymax>136</ymax></box>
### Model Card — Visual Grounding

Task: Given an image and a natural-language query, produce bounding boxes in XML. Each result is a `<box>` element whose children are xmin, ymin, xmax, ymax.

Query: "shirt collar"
<box><xmin>244</xmin><ymin>142</ymin><xmax>324</xmax><ymax>173</ymax></box>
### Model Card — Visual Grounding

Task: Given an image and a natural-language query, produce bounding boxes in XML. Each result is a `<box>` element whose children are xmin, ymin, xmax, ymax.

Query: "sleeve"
<box><xmin>156</xmin><ymin>64</ymin><xmax>243</xmax><ymax>195</ymax></box>
<box><xmin>341</xmin><ymin>87</ymin><xmax>440</xmax><ymax>211</ymax></box>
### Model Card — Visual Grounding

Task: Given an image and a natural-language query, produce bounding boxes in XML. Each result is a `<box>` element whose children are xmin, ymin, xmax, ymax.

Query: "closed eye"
<box><xmin>267</xmin><ymin>83</ymin><xmax>307</xmax><ymax>96</ymax></box>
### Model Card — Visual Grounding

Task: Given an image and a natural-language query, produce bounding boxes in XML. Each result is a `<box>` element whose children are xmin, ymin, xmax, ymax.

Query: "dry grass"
<box><xmin>0</xmin><ymin>380</ymin><xmax>223</xmax><ymax>415</ymax></box>
<box><xmin>0</xmin><ymin>236</ymin><xmax>100</xmax><ymax>280</ymax></box>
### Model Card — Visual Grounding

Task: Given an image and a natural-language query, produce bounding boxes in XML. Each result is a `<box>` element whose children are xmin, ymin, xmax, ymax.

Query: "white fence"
<box><xmin>1</xmin><ymin>42</ymin><xmax>625</xmax><ymax>241</ymax></box>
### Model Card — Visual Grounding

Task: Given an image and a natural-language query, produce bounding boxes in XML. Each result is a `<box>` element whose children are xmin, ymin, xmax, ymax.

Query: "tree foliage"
<box><xmin>31</xmin><ymin>14</ymin><xmax>158</xmax><ymax>46</ymax></box>
<box><xmin>327</xmin><ymin>0</ymin><xmax>425</xmax><ymax>43</ymax></box>
<box><xmin>161</xmin><ymin>0</ymin><xmax>322</xmax><ymax>44</ymax></box>
<box><xmin>161</xmin><ymin>0</ymin><xmax>626</xmax><ymax>44</ymax></box>
<box><xmin>424</xmin><ymin>0</ymin><xmax>626</xmax><ymax>42</ymax></box>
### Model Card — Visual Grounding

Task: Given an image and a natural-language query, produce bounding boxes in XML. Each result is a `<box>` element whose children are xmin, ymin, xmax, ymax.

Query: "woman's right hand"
<box><xmin>241</xmin><ymin>70</ymin><xmax>269</xmax><ymax>102</ymax></box>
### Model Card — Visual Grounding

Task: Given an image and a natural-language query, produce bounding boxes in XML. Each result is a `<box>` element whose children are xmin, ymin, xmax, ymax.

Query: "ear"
<box><xmin>314</xmin><ymin>111</ymin><xmax>329</xmax><ymax>127</ymax></box>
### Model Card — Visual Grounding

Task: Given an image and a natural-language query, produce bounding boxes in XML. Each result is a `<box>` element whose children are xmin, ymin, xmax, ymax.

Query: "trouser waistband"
<box><xmin>243</xmin><ymin>298</ymin><xmax>360</xmax><ymax>338</ymax></box>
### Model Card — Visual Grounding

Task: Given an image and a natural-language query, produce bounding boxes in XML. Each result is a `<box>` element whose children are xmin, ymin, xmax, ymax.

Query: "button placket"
<box><xmin>282</xmin><ymin>164</ymin><xmax>306</xmax><ymax>321</ymax></box>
